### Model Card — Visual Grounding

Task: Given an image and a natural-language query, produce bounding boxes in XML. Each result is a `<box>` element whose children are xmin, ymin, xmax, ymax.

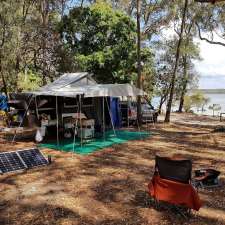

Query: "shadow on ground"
<box><xmin>0</xmin><ymin>114</ymin><xmax>225</xmax><ymax>225</ymax></box>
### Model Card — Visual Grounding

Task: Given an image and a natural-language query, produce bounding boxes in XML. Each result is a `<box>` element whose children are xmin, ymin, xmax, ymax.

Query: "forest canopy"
<box><xmin>1</xmin><ymin>0</ymin><xmax>225</xmax><ymax>121</ymax></box>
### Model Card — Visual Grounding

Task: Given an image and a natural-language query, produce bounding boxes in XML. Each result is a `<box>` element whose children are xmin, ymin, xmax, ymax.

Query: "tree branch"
<box><xmin>196</xmin><ymin>22</ymin><xmax>225</xmax><ymax>47</ymax></box>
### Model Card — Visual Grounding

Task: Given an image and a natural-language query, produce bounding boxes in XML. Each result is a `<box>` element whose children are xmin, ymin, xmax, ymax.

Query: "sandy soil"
<box><xmin>0</xmin><ymin>113</ymin><xmax>225</xmax><ymax>225</ymax></box>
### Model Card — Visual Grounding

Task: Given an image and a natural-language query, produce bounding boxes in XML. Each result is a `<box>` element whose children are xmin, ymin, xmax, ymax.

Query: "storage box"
<box><xmin>77</xmin><ymin>119</ymin><xmax>95</xmax><ymax>128</ymax></box>
<box><xmin>77</xmin><ymin>128</ymin><xmax>94</xmax><ymax>139</ymax></box>
<box><xmin>41</xmin><ymin>120</ymin><xmax>49</xmax><ymax>126</ymax></box>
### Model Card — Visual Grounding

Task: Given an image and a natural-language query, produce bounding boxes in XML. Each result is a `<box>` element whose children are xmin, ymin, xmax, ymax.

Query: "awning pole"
<box><xmin>12</xmin><ymin>94</ymin><xmax>33</xmax><ymax>143</ymax></box>
<box><xmin>127</xmin><ymin>96</ymin><xmax>130</xmax><ymax>128</ymax></box>
<box><xmin>136</xmin><ymin>96</ymin><xmax>143</xmax><ymax>140</ymax></box>
<box><xmin>73</xmin><ymin>96</ymin><xmax>79</xmax><ymax>153</ymax></box>
<box><xmin>35</xmin><ymin>95</ymin><xmax>39</xmax><ymax>120</ymax></box>
<box><xmin>56</xmin><ymin>96</ymin><xmax>59</xmax><ymax>146</ymax></box>
<box><xmin>105</xmin><ymin>97</ymin><xmax>116</xmax><ymax>136</ymax></box>
<box><xmin>79</xmin><ymin>95</ymin><xmax>83</xmax><ymax>147</ymax></box>
<box><xmin>103</xmin><ymin>97</ymin><xmax>105</xmax><ymax>141</ymax></box>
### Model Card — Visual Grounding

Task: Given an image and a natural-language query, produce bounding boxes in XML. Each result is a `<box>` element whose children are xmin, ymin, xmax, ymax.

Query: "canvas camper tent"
<box><xmin>8</xmin><ymin>72</ymin><xmax>147</xmax><ymax>146</ymax></box>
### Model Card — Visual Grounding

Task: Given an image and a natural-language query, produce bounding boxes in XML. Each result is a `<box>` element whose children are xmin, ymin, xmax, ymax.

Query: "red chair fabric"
<box><xmin>148</xmin><ymin>175</ymin><xmax>202</xmax><ymax>211</ymax></box>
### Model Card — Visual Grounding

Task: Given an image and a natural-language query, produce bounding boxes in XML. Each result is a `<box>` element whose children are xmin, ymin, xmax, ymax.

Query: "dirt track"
<box><xmin>0</xmin><ymin>113</ymin><xmax>225</xmax><ymax>225</ymax></box>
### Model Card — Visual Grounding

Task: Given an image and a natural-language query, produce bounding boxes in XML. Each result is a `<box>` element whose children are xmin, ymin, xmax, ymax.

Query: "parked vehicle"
<box><xmin>120</xmin><ymin>101</ymin><xmax>158</xmax><ymax>125</ymax></box>
<box><xmin>141</xmin><ymin>103</ymin><xmax>158</xmax><ymax>123</ymax></box>
<box><xmin>120</xmin><ymin>101</ymin><xmax>137</xmax><ymax>125</ymax></box>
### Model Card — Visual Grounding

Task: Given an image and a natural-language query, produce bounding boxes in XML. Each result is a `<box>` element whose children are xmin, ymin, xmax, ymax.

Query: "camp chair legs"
<box><xmin>172</xmin><ymin>205</ymin><xmax>191</xmax><ymax>219</ymax></box>
<box><xmin>153</xmin><ymin>199</ymin><xmax>191</xmax><ymax>219</ymax></box>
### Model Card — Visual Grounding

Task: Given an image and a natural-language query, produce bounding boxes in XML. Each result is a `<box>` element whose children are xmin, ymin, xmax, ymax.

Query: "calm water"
<box><xmin>152</xmin><ymin>93</ymin><xmax>225</xmax><ymax>116</ymax></box>
<box><xmin>194</xmin><ymin>93</ymin><xmax>225</xmax><ymax>116</ymax></box>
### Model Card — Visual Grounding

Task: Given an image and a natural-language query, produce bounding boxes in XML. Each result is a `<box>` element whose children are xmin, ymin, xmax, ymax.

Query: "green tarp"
<box><xmin>40</xmin><ymin>130</ymin><xmax>150</xmax><ymax>155</ymax></box>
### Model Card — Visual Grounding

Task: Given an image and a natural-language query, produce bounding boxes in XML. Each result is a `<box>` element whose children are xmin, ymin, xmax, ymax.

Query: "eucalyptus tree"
<box><xmin>195</xmin><ymin>0</ymin><xmax>225</xmax><ymax>46</ymax></box>
<box><xmin>109</xmin><ymin>0</ymin><xmax>177</xmax><ymax>123</ymax></box>
<box><xmin>164</xmin><ymin>0</ymin><xmax>189</xmax><ymax>122</ymax></box>
<box><xmin>172</xmin><ymin>0</ymin><xmax>225</xmax><ymax>113</ymax></box>
<box><xmin>177</xmin><ymin>41</ymin><xmax>200</xmax><ymax>112</ymax></box>
<box><xmin>153</xmin><ymin>39</ymin><xmax>175</xmax><ymax>114</ymax></box>
<box><xmin>0</xmin><ymin>0</ymin><xmax>23</xmax><ymax>95</ymax></box>
<box><xmin>0</xmin><ymin>0</ymin><xmax>65</xmax><ymax>94</ymax></box>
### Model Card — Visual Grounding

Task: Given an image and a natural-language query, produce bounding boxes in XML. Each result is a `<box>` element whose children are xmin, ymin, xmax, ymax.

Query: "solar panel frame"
<box><xmin>0</xmin><ymin>152</ymin><xmax>27</xmax><ymax>174</ymax></box>
<box><xmin>18</xmin><ymin>148</ymin><xmax>49</xmax><ymax>169</ymax></box>
<box><xmin>0</xmin><ymin>148</ymin><xmax>49</xmax><ymax>174</ymax></box>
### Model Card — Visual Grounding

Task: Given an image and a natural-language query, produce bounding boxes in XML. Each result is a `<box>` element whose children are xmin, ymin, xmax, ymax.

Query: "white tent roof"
<box><xmin>31</xmin><ymin>83</ymin><xmax>147</xmax><ymax>97</ymax></box>
<box><xmin>40</xmin><ymin>72</ymin><xmax>96</xmax><ymax>91</ymax></box>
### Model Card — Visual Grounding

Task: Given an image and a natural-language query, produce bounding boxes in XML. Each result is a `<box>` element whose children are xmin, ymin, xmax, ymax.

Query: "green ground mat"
<box><xmin>40</xmin><ymin>130</ymin><xmax>150</xmax><ymax>155</ymax></box>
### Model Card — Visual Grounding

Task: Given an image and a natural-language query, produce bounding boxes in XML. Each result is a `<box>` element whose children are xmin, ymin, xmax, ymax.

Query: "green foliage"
<box><xmin>184</xmin><ymin>91</ymin><xmax>210</xmax><ymax>113</ymax></box>
<box><xmin>140</xmin><ymin>48</ymin><xmax>156</xmax><ymax>96</ymax></box>
<box><xmin>58</xmin><ymin>2</ymin><xmax>137</xmax><ymax>83</ymax></box>
<box><xmin>17</xmin><ymin>70</ymin><xmax>42</xmax><ymax>91</ymax></box>
<box><xmin>0</xmin><ymin>0</ymin><xmax>224</xmax><ymax>102</ymax></box>
<box><xmin>183</xmin><ymin>95</ymin><xmax>192</xmax><ymax>113</ymax></box>
<box><xmin>0</xmin><ymin>0</ymin><xmax>65</xmax><ymax>94</ymax></box>
<box><xmin>191</xmin><ymin>91</ymin><xmax>206</xmax><ymax>109</ymax></box>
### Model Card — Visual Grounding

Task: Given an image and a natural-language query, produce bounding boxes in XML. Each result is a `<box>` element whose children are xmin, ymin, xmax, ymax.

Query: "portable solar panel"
<box><xmin>0</xmin><ymin>148</ymin><xmax>49</xmax><ymax>174</ymax></box>
<box><xmin>0</xmin><ymin>152</ymin><xmax>26</xmax><ymax>173</ymax></box>
<box><xmin>18</xmin><ymin>148</ymin><xmax>48</xmax><ymax>169</ymax></box>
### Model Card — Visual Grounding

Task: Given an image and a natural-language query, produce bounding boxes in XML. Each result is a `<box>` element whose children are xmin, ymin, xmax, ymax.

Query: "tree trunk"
<box><xmin>136</xmin><ymin>0</ymin><xmax>142</xmax><ymax>125</ymax></box>
<box><xmin>158</xmin><ymin>97</ymin><xmax>164</xmax><ymax>114</ymax></box>
<box><xmin>14</xmin><ymin>55</ymin><xmax>20</xmax><ymax>92</ymax></box>
<box><xmin>158</xmin><ymin>95</ymin><xmax>167</xmax><ymax>114</ymax></box>
<box><xmin>178</xmin><ymin>91</ymin><xmax>185</xmax><ymax>112</ymax></box>
<box><xmin>0</xmin><ymin>57</ymin><xmax>8</xmax><ymax>96</ymax></box>
<box><xmin>178</xmin><ymin>55</ymin><xmax>188</xmax><ymax>112</ymax></box>
<box><xmin>164</xmin><ymin>0</ymin><xmax>188</xmax><ymax>122</ymax></box>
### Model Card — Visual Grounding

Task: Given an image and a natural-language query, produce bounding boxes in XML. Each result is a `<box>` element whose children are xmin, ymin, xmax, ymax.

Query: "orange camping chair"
<box><xmin>148</xmin><ymin>155</ymin><xmax>202</xmax><ymax>216</ymax></box>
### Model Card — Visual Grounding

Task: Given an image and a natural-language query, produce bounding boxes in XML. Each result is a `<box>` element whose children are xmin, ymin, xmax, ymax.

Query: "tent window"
<box><xmin>63</xmin><ymin>97</ymin><xmax>78</xmax><ymax>108</ymax></box>
<box><xmin>83</xmin><ymin>98</ymin><xmax>93</xmax><ymax>107</ymax></box>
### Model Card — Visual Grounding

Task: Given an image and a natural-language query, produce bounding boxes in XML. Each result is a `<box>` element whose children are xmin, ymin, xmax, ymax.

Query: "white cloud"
<box><xmin>193</xmin><ymin>33</ymin><xmax>225</xmax><ymax>89</ymax></box>
<box><xmin>194</xmin><ymin>37</ymin><xmax>225</xmax><ymax>77</ymax></box>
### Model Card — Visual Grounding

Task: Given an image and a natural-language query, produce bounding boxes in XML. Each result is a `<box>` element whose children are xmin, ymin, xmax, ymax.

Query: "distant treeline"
<box><xmin>191</xmin><ymin>89</ymin><xmax>225</xmax><ymax>94</ymax></box>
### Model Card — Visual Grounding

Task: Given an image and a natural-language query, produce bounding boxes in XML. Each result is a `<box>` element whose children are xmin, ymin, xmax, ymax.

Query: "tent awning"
<box><xmin>40</xmin><ymin>72</ymin><xmax>96</xmax><ymax>91</ymax></box>
<box><xmin>29</xmin><ymin>84</ymin><xmax>147</xmax><ymax>98</ymax></box>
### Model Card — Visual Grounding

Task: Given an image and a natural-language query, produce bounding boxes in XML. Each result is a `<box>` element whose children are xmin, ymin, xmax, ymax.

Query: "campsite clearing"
<box><xmin>0</xmin><ymin>113</ymin><xmax>225</xmax><ymax>225</ymax></box>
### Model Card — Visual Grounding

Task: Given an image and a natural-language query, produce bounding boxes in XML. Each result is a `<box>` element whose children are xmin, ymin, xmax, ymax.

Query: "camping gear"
<box><xmin>35</xmin><ymin>128</ymin><xmax>44</xmax><ymax>142</ymax></box>
<box><xmin>154</xmin><ymin>155</ymin><xmax>192</xmax><ymax>184</ymax></box>
<box><xmin>194</xmin><ymin>169</ymin><xmax>220</xmax><ymax>188</ymax></box>
<box><xmin>0</xmin><ymin>94</ymin><xmax>8</xmax><ymax>111</ymax></box>
<box><xmin>0</xmin><ymin>148</ymin><xmax>49</xmax><ymax>174</ymax></box>
<box><xmin>0</xmin><ymin>110</ymin><xmax>8</xmax><ymax>127</ymax></box>
<box><xmin>110</xmin><ymin>97</ymin><xmax>121</xmax><ymax>128</ymax></box>
<box><xmin>120</xmin><ymin>100</ymin><xmax>137</xmax><ymax>126</ymax></box>
<box><xmin>77</xmin><ymin>128</ymin><xmax>94</xmax><ymax>139</ymax></box>
<box><xmin>77</xmin><ymin>119</ymin><xmax>95</xmax><ymax>139</ymax></box>
<box><xmin>64</xmin><ymin>130</ymin><xmax>72</xmax><ymax>138</ymax></box>
<box><xmin>15</xmin><ymin>72</ymin><xmax>147</xmax><ymax>148</ymax></box>
<box><xmin>1</xmin><ymin>127</ymin><xmax>37</xmax><ymax>140</ymax></box>
<box><xmin>148</xmin><ymin>155</ymin><xmax>202</xmax><ymax>214</ymax></box>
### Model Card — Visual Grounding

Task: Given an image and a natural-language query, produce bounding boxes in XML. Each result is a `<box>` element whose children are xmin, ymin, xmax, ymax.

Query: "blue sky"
<box><xmin>162</xmin><ymin>27</ymin><xmax>225</xmax><ymax>90</ymax></box>
<box><xmin>198</xmin><ymin>75</ymin><xmax>225</xmax><ymax>89</ymax></box>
